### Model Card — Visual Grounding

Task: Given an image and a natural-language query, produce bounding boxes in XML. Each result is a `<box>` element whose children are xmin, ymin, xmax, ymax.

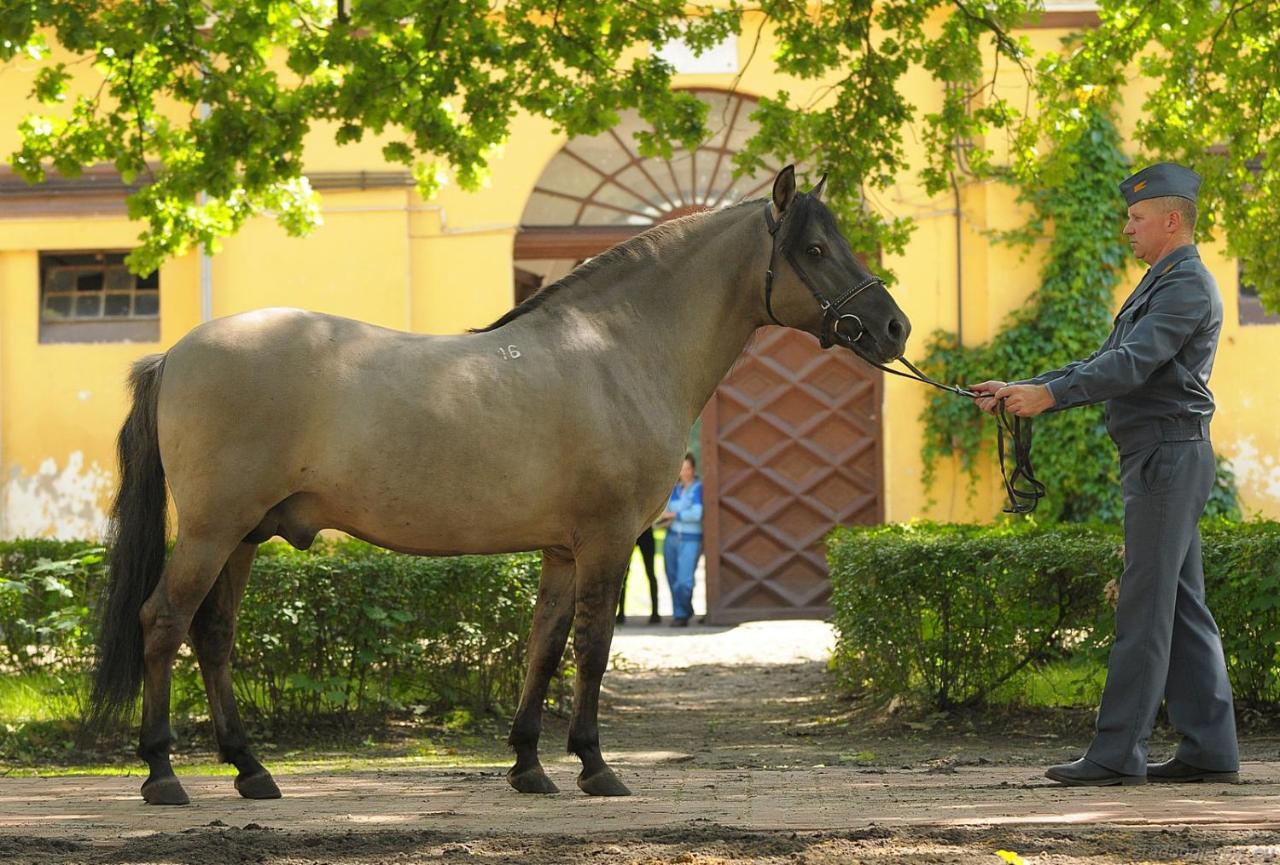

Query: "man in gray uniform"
<box><xmin>971</xmin><ymin>162</ymin><xmax>1240</xmax><ymax>786</ymax></box>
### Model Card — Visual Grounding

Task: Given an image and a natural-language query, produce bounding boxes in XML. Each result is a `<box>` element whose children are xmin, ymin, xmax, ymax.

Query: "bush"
<box><xmin>0</xmin><ymin>539</ymin><xmax>548</xmax><ymax>728</ymax></box>
<box><xmin>1200</xmin><ymin>520</ymin><xmax>1280</xmax><ymax>707</ymax></box>
<box><xmin>231</xmin><ymin>541</ymin><xmax>544</xmax><ymax>723</ymax></box>
<box><xmin>829</xmin><ymin>522</ymin><xmax>1117</xmax><ymax>709</ymax></box>
<box><xmin>829</xmin><ymin>520</ymin><xmax>1280</xmax><ymax>710</ymax></box>
<box><xmin>0</xmin><ymin>540</ymin><xmax>105</xmax><ymax>675</ymax></box>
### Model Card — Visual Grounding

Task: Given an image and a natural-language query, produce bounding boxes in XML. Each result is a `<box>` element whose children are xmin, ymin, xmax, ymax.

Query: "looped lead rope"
<box><xmin>994</xmin><ymin>409</ymin><xmax>1046</xmax><ymax>514</ymax></box>
<box><xmin>866</xmin><ymin>356</ymin><xmax>1045</xmax><ymax>515</ymax></box>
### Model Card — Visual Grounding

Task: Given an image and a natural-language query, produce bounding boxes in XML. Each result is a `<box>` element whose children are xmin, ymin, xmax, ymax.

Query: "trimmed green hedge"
<box><xmin>0</xmin><ymin>539</ymin><xmax>546</xmax><ymax>724</ymax></box>
<box><xmin>237</xmin><ymin>542</ymin><xmax>543</xmax><ymax>722</ymax></box>
<box><xmin>829</xmin><ymin>520</ymin><xmax>1280</xmax><ymax>710</ymax></box>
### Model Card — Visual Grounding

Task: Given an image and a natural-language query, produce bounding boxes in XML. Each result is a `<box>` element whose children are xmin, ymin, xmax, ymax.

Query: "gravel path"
<box><xmin>1</xmin><ymin>620</ymin><xmax>1277</xmax><ymax>863</ymax></box>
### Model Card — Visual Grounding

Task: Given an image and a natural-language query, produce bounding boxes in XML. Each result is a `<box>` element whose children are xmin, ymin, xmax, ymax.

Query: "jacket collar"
<box><xmin>1117</xmin><ymin>243</ymin><xmax>1200</xmax><ymax>318</ymax></box>
<box><xmin>1150</xmin><ymin>243</ymin><xmax>1200</xmax><ymax>274</ymax></box>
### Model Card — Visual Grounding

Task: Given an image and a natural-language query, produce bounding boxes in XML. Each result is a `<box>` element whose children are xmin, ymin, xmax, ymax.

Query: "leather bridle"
<box><xmin>763</xmin><ymin>204</ymin><xmax>881</xmax><ymax>350</ymax></box>
<box><xmin>761</xmin><ymin>203</ymin><xmax>1045</xmax><ymax>514</ymax></box>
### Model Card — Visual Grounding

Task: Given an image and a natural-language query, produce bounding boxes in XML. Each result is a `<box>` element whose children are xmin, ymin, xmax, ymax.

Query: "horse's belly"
<box><xmin>287</xmin><ymin>483</ymin><xmax>567</xmax><ymax>556</ymax></box>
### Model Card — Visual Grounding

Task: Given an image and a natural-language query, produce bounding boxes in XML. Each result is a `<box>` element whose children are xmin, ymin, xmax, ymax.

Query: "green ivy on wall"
<box><xmin>918</xmin><ymin>105</ymin><xmax>1240</xmax><ymax>523</ymax></box>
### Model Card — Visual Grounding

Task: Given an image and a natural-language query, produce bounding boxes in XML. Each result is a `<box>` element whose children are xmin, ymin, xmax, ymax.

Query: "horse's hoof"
<box><xmin>141</xmin><ymin>775</ymin><xmax>190</xmax><ymax>806</ymax></box>
<box><xmin>235</xmin><ymin>769</ymin><xmax>282</xmax><ymax>799</ymax></box>
<box><xmin>507</xmin><ymin>764</ymin><xmax>560</xmax><ymax>794</ymax></box>
<box><xmin>577</xmin><ymin>766</ymin><xmax>631</xmax><ymax>797</ymax></box>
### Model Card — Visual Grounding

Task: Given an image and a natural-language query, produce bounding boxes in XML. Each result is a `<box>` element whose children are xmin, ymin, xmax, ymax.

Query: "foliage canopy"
<box><xmin>2</xmin><ymin>1</ymin><xmax>1277</xmax><ymax>308</ymax></box>
<box><xmin>2</xmin><ymin>0</ymin><xmax>1034</xmax><ymax>274</ymax></box>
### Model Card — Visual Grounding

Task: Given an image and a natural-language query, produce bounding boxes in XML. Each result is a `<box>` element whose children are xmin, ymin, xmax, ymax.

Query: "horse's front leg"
<box><xmin>567</xmin><ymin>538</ymin><xmax>634</xmax><ymax>796</ymax></box>
<box><xmin>507</xmin><ymin>547</ymin><xmax>576</xmax><ymax>794</ymax></box>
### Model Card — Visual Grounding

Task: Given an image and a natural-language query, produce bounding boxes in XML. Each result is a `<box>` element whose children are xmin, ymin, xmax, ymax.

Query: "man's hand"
<box><xmin>993</xmin><ymin>383</ymin><xmax>1056</xmax><ymax>417</ymax></box>
<box><xmin>969</xmin><ymin>380</ymin><xmax>1006</xmax><ymax>416</ymax></box>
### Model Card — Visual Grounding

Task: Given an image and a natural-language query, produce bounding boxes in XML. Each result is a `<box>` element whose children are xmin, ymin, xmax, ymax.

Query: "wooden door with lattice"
<box><xmin>699</xmin><ymin>327</ymin><xmax>883</xmax><ymax>624</ymax></box>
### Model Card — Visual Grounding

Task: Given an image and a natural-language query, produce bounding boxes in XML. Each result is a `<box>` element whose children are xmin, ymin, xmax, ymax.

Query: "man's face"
<box><xmin>1122</xmin><ymin>198</ymin><xmax>1172</xmax><ymax>264</ymax></box>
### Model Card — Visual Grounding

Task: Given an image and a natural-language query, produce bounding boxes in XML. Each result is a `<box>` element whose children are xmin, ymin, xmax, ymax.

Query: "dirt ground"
<box><xmin>1</xmin><ymin>621</ymin><xmax>1278</xmax><ymax>864</ymax></box>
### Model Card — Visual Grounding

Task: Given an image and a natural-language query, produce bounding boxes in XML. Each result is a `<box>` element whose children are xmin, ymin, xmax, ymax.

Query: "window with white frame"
<box><xmin>39</xmin><ymin>251</ymin><xmax>160</xmax><ymax>343</ymax></box>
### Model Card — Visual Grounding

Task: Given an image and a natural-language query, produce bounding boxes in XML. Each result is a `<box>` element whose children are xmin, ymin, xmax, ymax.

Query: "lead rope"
<box><xmin>761</xmin><ymin>203</ymin><xmax>1043</xmax><ymax>513</ymax></box>
<box><xmin>865</xmin><ymin>356</ymin><xmax>1045</xmax><ymax>515</ymax></box>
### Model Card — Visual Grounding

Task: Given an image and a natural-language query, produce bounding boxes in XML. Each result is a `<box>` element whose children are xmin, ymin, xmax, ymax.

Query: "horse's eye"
<box><xmin>807</xmin><ymin>244</ymin><xmax>823</xmax><ymax>257</ymax></box>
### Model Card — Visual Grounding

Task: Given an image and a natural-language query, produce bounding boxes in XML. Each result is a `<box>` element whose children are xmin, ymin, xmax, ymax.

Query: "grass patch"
<box><xmin>0</xmin><ymin>672</ymin><xmax>86</xmax><ymax>723</ymax></box>
<box><xmin>1</xmin><ymin>668</ymin><xmax>520</xmax><ymax>776</ymax></box>
<box><xmin>987</xmin><ymin>656</ymin><xmax>1107</xmax><ymax>709</ymax></box>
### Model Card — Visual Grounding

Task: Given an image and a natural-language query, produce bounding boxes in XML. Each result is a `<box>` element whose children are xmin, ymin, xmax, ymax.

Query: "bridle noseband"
<box><xmin>760</xmin><ymin>202</ymin><xmax>1045</xmax><ymax>515</ymax></box>
<box><xmin>762</xmin><ymin>204</ymin><xmax>882</xmax><ymax>350</ymax></box>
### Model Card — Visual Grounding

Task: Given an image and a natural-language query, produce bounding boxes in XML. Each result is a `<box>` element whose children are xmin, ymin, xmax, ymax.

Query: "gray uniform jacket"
<box><xmin>1022</xmin><ymin>245</ymin><xmax>1223</xmax><ymax>455</ymax></box>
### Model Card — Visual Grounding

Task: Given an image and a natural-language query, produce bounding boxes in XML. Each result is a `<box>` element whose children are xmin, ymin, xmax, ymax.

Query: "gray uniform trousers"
<box><xmin>1084</xmin><ymin>438</ymin><xmax>1239</xmax><ymax>776</ymax></box>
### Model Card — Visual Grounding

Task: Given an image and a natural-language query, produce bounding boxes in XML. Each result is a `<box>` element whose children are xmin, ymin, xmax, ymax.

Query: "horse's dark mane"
<box><xmin>470</xmin><ymin>197</ymin><xmax>769</xmax><ymax>333</ymax></box>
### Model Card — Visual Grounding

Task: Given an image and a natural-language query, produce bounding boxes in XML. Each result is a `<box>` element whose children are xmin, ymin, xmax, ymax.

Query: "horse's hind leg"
<box><xmin>507</xmin><ymin>548</ymin><xmax>576</xmax><ymax>794</ymax></box>
<box><xmin>190</xmin><ymin>542</ymin><xmax>280</xmax><ymax>800</ymax></box>
<box><xmin>568</xmin><ymin>539</ymin><xmax>633</xmax><ymax>797</ymax></box>
<box><xmin>137</xmin><ymin>533</ymin><xmax>237</xmax><ymax>805</ymax></box>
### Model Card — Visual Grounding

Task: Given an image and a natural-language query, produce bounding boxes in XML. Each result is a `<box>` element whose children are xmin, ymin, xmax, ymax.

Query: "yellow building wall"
<box><xmin>0</xmin><ymin>226</ymin><xmax>201</xmax><ymax>537</ymax></box>
<box><xmin>1</xmin><ymin>13</ymin><xmax>1278</xmax><ymax>538</ymax></box>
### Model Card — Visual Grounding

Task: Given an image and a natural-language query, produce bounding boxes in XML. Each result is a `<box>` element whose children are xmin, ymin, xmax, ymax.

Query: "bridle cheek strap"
<box><xmin>762</xmin><ymin>205</ymin><xmax>879</xmax><ymax>350</ymax></box>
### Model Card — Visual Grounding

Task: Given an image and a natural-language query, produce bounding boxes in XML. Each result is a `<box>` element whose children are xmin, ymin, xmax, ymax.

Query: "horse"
<box><xmin>89</xmin><ymin>165</ymin><xmax>910</xmax><ymax>805</ymax></box>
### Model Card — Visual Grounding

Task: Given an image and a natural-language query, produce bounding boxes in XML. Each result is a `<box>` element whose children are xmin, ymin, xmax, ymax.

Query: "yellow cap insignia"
<box><xmin>1133</xmin><ymin>180</ymin><xmax>1148</xmax><ymax>192</ymax></box>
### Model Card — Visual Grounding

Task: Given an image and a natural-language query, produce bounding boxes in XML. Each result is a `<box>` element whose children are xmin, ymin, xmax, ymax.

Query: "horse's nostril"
<box><xmin>887</xmin><ymin>317</ymin><xmax>905</xmax><ymax>340</ymax></box>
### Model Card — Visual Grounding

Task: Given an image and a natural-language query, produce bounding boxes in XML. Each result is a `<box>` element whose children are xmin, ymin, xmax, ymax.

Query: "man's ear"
<box><xmin>772</xmin><ymin>165</ymin><xmax>797</xmax><ymax>215</ymax></box>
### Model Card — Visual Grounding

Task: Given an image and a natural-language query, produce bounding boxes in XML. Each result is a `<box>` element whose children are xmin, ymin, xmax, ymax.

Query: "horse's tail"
<box><xmin>89</xmin><ymin>353</ymin><xmax>169</xmax><ymax>730</ymax></box>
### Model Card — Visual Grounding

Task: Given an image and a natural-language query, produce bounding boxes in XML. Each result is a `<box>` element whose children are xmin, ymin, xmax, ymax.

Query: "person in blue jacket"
<box><xmin>661</xmin><ymin>452</ymin><xmax>703</xmax><ymax>627</ymax></box>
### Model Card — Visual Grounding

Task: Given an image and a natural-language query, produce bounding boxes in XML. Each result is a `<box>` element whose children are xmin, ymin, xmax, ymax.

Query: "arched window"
<box><xmin>514</xmin><ymin>90</ymin><xmax>786</xmax><ymax>295</ymax></box>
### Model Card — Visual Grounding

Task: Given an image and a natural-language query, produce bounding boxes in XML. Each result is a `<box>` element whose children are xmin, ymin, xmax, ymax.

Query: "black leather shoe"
<box><xmin>1045</xmin><ymin>758</ymin><xmax>1146</xmax><ymax>787</ymax></box>
<box><xmin>1147</xmin><ymin>757</ymin><xmax>1239</xmax><ymax>783</ymax></box>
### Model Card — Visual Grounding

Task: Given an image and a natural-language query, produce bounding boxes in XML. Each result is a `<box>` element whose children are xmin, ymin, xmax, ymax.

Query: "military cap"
<box><xmin>1119</xmin><ymin>162</ymin><xmax>1201</xmax><ymax>207</ymax></box>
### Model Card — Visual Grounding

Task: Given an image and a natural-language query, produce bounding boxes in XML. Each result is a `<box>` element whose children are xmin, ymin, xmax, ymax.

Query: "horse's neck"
<box><xmin>554</xmin><ymin>206</ymin><xmax>769</xmax><ymax>424</ymax></box>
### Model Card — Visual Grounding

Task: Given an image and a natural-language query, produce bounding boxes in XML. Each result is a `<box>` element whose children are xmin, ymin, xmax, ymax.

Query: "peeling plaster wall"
<box><xmin>2</xmin><ymin>452</ymin><xmax>112</xmax><ymax>539</ymax></box>
<box><xmin>1224</xmin><ymin>437</ymin><xmax>1280</xmax><ymax>513</ymax></box>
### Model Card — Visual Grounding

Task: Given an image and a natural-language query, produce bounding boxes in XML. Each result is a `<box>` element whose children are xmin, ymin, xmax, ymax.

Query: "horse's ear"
<box><xmin>772</xmin><ymin>165</ymin><xmax>797</xmax><ymax>214</ymax></box>
<box><xmin>811</xmin><ymin>173</ymin><xmax>827</xmax><ymax>202</ymax></box>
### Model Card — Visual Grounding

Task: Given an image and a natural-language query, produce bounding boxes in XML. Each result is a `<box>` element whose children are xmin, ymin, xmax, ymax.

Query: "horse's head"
<box><xmin>761</xmin><ymin>165</ymin><xmax>910</xmax><ymax>365</ymax></box>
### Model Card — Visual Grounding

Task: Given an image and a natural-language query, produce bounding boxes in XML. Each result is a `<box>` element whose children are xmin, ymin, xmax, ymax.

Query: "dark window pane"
<box><xmin>44</xmin><ymin>295</ymin><xmax>72</xmax><ymax>319</ymax></box>
<box><xmin>137</xmin><ymin>270</ymin><xmax>159</xmax><ymax>289</ymax></box>
<box><xmin>104</xmin><ymin>294</ymin><xmax>132</xmax><ymax>317</ymax></box>
<box><xmin>75</xmin><ymin>294</ymin><xmax>102</xmax><ymax>317</ymax></box>
<box><xmin>134</xmin><ymin>292</ymin><xmax>159</xmax><ymax>316</ymax></box>
<box><xmin>1237</xmin><ymin>261</ymin><xmax>1280</xmax><ymax>325</ymax></box>
<box><xmin>48</xmin><ymin>269</ymin><xmax>73</xmax><ymax>292</ymax></box>
<box><xmin>106</xmin><ymin>267</ymin><xmax>133</xmax><ymax>290</ymax></box>
<box><xmin>76</xmin><ymin>272</ymin><xmax>105</xmax><ymax>292</ymax></box>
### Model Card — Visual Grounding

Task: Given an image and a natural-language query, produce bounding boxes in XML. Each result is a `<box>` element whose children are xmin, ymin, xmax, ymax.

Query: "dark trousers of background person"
<box><xmin>617</xmin><ymin>526</ymin><xmax>660</xmax><ymax>623</ymax></box>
